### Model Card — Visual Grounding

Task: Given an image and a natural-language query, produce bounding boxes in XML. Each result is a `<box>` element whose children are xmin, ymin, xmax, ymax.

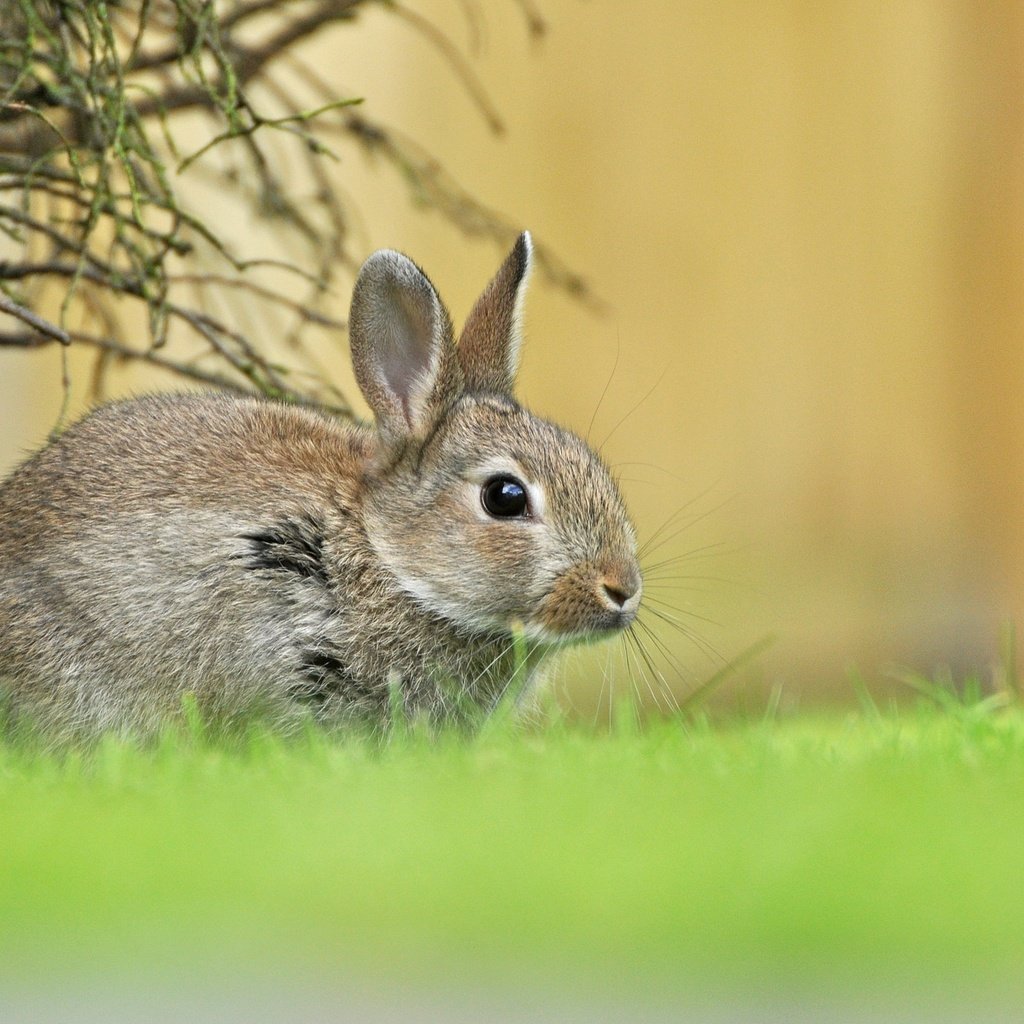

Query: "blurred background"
<box><xmin>2</xmin><ymin>1</ymin><xmax>1022</xmax><ymax>709</ymax></box>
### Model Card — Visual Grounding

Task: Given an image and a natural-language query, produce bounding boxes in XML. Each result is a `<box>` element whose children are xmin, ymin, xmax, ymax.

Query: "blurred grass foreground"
<box><xmin>2</xmin><ymin>702</ymin><xmax>1024</xmax><ymax>1015</ymax></box>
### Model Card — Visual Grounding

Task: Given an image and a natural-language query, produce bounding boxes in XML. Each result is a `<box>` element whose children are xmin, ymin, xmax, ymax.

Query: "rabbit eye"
<box><xmin>481</xmin><ymin>476</ymin><xmax>529</xmax><ymax>518</ymax></box>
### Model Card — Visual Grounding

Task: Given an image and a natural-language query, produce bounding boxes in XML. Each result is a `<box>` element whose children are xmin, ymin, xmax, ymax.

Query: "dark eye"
<box><xmin>481</xmin><ymin>476</ymin><xmax>529</xmax><ymax>518</ymax></box>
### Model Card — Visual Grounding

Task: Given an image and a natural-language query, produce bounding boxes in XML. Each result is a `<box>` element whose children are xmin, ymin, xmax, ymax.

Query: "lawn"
<box><xmin>2</xmin><ymin>700</ymin><xmax>1023</xmax><ymax>1010</ymax></box>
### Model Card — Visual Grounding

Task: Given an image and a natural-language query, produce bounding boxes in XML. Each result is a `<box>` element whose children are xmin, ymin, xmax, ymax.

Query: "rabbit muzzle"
<box><xmin>532</xmin><ymin>558</ymin><xmax>643</xmax><ymax>642</ymax></box>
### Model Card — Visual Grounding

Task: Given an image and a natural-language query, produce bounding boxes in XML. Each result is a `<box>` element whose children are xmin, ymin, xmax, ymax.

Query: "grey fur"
<box><xmin>0</xmin><ymin>235</ymin><xmax>641</xmax><ymax>739</ymax></box>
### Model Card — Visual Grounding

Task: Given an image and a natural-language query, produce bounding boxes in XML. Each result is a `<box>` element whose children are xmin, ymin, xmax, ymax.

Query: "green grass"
<box><xmin>2</xmin><ymin>703</ymin><xmax>1024</xmax><ymax>1001</ymax></box>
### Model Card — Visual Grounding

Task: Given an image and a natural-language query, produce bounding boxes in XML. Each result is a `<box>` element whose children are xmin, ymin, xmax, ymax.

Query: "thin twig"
<box><xmin>0</xmin><ymin>293</ymin><xmax>70</xmax><ymax>344</ymax></box>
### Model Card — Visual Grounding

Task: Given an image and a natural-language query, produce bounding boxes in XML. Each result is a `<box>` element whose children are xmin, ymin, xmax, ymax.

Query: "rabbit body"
<box><xmin>0</xmin><ymin>394</ymin><xmax>520</xmax><ymax>734</ymax></box>
<box><xmin>0</xmin><ymin>235</ymin><xmax>642</xmax><ymax>737</ymax></box>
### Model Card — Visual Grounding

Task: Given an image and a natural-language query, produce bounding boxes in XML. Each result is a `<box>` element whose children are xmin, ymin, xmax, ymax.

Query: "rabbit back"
<box><xmin>0</xmin><ymin>393</ymin><xmax>383</xmax><ymax>736</ymax></box>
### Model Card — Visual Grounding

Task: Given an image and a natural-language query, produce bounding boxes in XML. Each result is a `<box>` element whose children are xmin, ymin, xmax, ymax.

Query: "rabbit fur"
<box><xmin>0</xmin><ymin>234</ymin><xmax>642</xmax><ymax>738</ymax></box>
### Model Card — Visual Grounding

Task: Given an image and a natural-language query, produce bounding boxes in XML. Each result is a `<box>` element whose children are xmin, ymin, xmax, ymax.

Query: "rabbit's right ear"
<box><xmin>349</xmin><ymin>250</ymin><xmax>463</xmax><ymax>440</ymax></box>
<box><xmin>457</xmin><ymin>232</ymin><xmax>532</xmax><ymax>396</ymax></box>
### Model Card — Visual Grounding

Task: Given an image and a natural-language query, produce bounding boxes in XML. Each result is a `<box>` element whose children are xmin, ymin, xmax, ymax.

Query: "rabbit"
<box><xmin>0</xmin><ymin>233</ymin><xmax>642</xmax><ymax>739</ymax></box>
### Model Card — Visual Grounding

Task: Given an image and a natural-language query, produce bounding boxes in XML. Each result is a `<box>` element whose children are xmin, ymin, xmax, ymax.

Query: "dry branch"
<box><xmin>0</xmin><ymin>0</ymin><xmax>579</xmax><ymax>414</ymax></box>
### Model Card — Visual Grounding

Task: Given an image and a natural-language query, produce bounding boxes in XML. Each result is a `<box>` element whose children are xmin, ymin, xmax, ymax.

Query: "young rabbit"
<box><xmin>0</xmin><ymin>234</ymin><xmax>642</xmax><ymax>738</ymax></box>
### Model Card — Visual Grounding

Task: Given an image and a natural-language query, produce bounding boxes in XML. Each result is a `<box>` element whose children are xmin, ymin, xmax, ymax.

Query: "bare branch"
<box><xmin>387</xmin><ymin>2</ymin><xmax>505</xmax><ymax>135</ymax></box>
<box><xmin>0</xmin><ymin>0</ymin><xmax>588</xmax><ymax>414</ymax></box>
<box><xmin>0</xmin><ymin>293</ymin><xmax>70</xmax><ymax>345</ymax></box>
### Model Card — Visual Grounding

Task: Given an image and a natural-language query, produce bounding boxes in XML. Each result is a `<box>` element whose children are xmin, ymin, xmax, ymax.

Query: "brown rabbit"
<box><xmin>0</xmin><ymin>234</ymin><xmax>642</xmax><ymax>738</ymax></box>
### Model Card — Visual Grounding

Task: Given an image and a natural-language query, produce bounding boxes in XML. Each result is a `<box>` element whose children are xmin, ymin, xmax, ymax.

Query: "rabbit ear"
<box><xmin>457</xmin><ymin>231</ymin><xmax>533</xmax><ymax>396</ymax></box>
<box><xmin>349</xmin><ymin>250</ymin><xmax>463</xmax><ymax>439</ymax></box>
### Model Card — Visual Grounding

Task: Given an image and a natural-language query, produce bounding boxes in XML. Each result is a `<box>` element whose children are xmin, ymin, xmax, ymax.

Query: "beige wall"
<box><xmin>3</xmin><ymin>2</ymin><xmax>1023</xmax><ymax>706</ymax></box>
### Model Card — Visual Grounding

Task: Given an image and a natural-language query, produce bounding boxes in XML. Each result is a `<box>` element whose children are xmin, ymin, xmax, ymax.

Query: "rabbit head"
<box><xmin>349</xmin><ymin>233</ymin><xmax>642</xmax><ymax>647</ymax></box>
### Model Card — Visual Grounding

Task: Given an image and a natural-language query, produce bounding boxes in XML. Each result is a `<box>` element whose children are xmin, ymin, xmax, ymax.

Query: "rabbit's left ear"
<box><xmin>457</xmin><ymin>232</ymin><xmax>532</xmax><ymax>396</ymax></box>
<box><xmin>349</xmin><ymin>250</ymin><xmax>462</xmax><ymax>440</ymax></box>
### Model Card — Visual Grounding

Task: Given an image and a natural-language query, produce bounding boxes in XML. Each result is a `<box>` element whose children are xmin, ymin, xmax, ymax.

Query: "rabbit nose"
<box><xmin>600</xmin><ymin>568</ymin><xmax>642</xmax><ymax>610</ymax></box>
<box><xmin>602</xmin><ymin>582</ymin><xmax>632</xmax><ymax>607</ymax></box>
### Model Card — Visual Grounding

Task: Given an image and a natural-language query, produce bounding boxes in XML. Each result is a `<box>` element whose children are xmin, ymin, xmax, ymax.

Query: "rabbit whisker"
<box><xmin>617</xmin><ymin>625</ymin><xmax>643</xmax><ymax>724</ymax></box>
<box><xmin>633</xmin><ymin>618</ymin><xmax>691</xmax><ymax>702</ymax></box>
<box><xmin>639</xmin><ymin>605</ymin><xmax>724</xmax><ymax>665</ymax></box>
<box><xmin>635</xmin><ymin>483</ymin><xmax>723</xmax><ymax>559</ymax></box>
<box><xmin>641</xmin><ymin>593</ymin><xmax>721</xmax><ymax>628</ymax></box>
<box><xmin>623</xmin><ymin>626</ymin><xmax>669</xmax><ymax>715</ymax></box>
<box><xmin>642</xmin><ymin>573</ymin><xmax>734</xmax><ymax>588</ymax></box>
<box><xmin>641</xmin><ymin>541</ymin><xmax>730</xmax><ymax>576</ymax></box>
<box><xmin>597</xmin><ymin>362</ymin><xmax>670</xmax><ymax>454</ymax></box>
<box><xmin>637</xmin><ymin>494</ymin><xmax>733</xmax><ymax>563</ymax></box>
<box><xmin>480</xmin><ymin>636</ymin><xmax>530</xmax><ymax>715</ymax></box>
<box><xmin>586</xmin><ymin>329</ymin><xmax>621</xmax><ymax>444</ymax></box>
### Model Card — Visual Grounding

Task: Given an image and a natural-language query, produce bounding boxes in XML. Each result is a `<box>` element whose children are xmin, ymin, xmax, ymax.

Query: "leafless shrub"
<box><xmin>0</xmin><ymin>0</ymin><xmax>586</xmax><ymax>416</ymax></box>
